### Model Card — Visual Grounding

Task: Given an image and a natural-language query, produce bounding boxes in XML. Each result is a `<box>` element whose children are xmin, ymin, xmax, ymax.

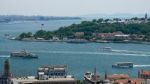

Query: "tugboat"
<box><xmin>112</xmin><ymin>62</ymin><xmax>134</xmax><ymax>68</ymax></box>
<box><xmin>10</xmin><ymin>49</ymin><xmax>38</xmax><ymax>59</ymax></box>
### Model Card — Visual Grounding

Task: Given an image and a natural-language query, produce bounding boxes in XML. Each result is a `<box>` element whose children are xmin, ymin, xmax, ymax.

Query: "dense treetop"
<box><xmin>19</xmin><ymin>18</ymin><xmax>150</xmax><ymax>40</ymax></box>
<box><xmin>54</xmin><ymin>19</ymin><xmax>150</xmax><ymax>37</ymax></box>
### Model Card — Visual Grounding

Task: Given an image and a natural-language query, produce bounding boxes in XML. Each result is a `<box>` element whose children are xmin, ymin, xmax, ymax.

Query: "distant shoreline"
<box><xmin>0</xmin><ymin>15</ymin><xmax>81</xmax><ymax>23</ymax></box>
<box><xmin>11</xmin><ymin>38</ymin><xmax>150</xmax><ymax>45</ymax></box>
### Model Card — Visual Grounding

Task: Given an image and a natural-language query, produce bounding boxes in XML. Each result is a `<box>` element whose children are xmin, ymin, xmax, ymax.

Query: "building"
<box><xmin>106</xmin><ymin>74</ymin><xmax>129</xmax><ymax>83</ymax></box>
<box><xmin>94</xmin><ymin>31</ymin><xmax>129</xmax><ymax>41</ymax></box>
<box><xmin>84</xmin><ymin>68</ymin><xmax>101</xmax><ymax>84</ymax></box>
<box><xmin>75</xmin><ymin>32</ymin><xmax>84</xmax><ymax>38</ymax></box>
<box><xmin>52</xmin><ymin>36</ymin><xmax>59</xmax><ymax>41</ymax></box>
<box><xmin>106</xmin><ymin>73</ymin><xmax>146</xmax><ymax>84</ymax></box>
<box><xmin>12</xmin><ymin>77</ymin><xmax>76</xmax><ymax>84</ymax></box>
<box><xmin>130</xmin><ymin>34</ymin><xmax>145</xmax><ymax>41</ymax></box>
<box><xmin>12</xmin><ymin>65</ymin><xmax>76</xmax><ymax>84</ymax></box>
<box><xmin>138</xmin><ymin>70</ymin><xmax>150</xmax><ymax>79</ymax></box>
<box><xmin>146</xmin><ymin>79</ymin><xmax>150</xmax><ymax>84</ymax></box>
<box><xmin>114</xmin><ymin>34</ymin><xmax>130</xmax><ymax>41</ymax></box>
<box><xmin>0</xmin><ymin>59</ymin><xmax>12</xmax><ymax>84</ymax></box>
<box><xmin>128</xmin><ymin>78</ymin><xmax>146</xmax><ymax>84</ymax></box>
<box><xmin>38</xmin><ymin>65</ymin><xmax>67</xmax><ymax>79</ymax></box>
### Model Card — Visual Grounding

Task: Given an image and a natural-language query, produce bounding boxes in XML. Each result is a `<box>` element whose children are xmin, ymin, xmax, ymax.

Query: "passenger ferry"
<box><xmin>112</xmin><ymin>62</ymin><xmax>134</xmax><ymax>68</ymax></box>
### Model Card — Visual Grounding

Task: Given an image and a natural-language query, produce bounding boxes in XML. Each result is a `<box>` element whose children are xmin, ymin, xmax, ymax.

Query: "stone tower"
<box><xmin>0</xmin><ymin>59</ymin><xmax>12</xmax><ymax>84</ymax></box>
<box><xmin>4</xmin><ymin>59</ymin><xmax>11</xmax><ymax>77</ymax></box>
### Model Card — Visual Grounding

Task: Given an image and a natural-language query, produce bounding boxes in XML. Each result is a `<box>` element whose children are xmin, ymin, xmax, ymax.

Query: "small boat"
<box><xmin>101</xmin><ymin>47</ymin><xmax>112</xmax><ymax>52</ymax></box>
<box><xmin>10</xmin><ymin>49</ymin><xmax>38</xmax><ymax>59</ymax></box>
<box><xmin>112</xmin><ymin>62</ymin><xmax>133</xmax><ymax>68</ymax></box>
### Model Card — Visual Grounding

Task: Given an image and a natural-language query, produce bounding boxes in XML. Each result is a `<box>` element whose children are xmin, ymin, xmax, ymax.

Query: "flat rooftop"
<box><xmin>107</xmin><ymin>74</ymin><xmax>129</xmax><ymax>79</ymax></box>
<box><xmin>140</xmin><ymin>70</ymin><xmax>150</xmax><ymax>75</ymax></box>
<box><xmin>12</xmin><ymin>77</ymin><xmax>76</xmax><ymax>83</ymax></box>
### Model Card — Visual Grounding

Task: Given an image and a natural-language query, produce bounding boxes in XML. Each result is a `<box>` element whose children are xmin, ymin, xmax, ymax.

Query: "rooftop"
<box><xmin>12</xmin><ymin>76</ymin><xmax>75</xmax><ymax>83</ymax></box>
<box><xmin>38</xmin><ymin>65</ymin><xmax>67</xmax><ymax>71</ymax></box>
<box><xmin>139</xmin><ymin>70</ymin><xmax>150</xmax><ymax>75</ymax></box>
<box><xmin>115</xmin><ymin>78</ymin><xmax>145</xmax><ymax>84</ymax></box>
<box><xmin>107</xmin><ymin>74</ymin><xmax>129</xmax><ymax>80</ymax></box>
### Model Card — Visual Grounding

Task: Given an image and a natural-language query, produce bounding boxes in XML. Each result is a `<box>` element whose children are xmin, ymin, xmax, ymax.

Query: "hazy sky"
<box><xmin>0</xmin><ymin>0</ymin><xmax>150</xmax><ymax>16</ymax></box>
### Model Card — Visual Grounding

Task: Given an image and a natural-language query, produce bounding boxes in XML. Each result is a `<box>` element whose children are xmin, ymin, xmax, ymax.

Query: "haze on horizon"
<box><xmin>0</xmin><ymin>0</ymin><xmax>150</xmax><ymax>16</ymax></box>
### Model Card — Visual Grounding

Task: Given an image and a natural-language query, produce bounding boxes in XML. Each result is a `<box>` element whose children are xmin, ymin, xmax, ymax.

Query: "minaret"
<box><xmin>105</xmin><ymin>71</ymin><xmax>107</xmax><ymax>79</ymax></box>
<box><xmin>145</xmin><ymin>13</ymin><xmax>148</xmax><ymax>23</ymax></box>
<box><xmin>41</xmin><ymin>24</ymin><xmax>44</xmax><ymax>30</ymax></box>
<box><xmin>93</xmin><ymin>67</ymin><xmax>97</xmax><ymax>84</ymax></box>
<box><xmin>94</xmin><ymin>67</ymin><xmax>96</xmax><ymax>79</ymax></box>
<box><xmin>4</xmin><ymin>59</ymin><xmax>11</xmax><ymax>77</ymax></box>
<box><xmin>145</xmin><ymin>13</ymin><xmax>148</xmax><ymax>20</ymax></box>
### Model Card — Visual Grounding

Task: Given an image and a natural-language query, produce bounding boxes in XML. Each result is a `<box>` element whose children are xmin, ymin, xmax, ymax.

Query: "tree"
<box><xmin>113</xmin><ymin>18</ymin><xmax>121</xmax><ymax>22</ymax></box>
<box><xmin>97</xmin><ymin>18</ymin><xmax>103</xmax><ymax>23</ymax></box>
<box><xmin>19</xmin><ymin>33</ymin><xmax>27</xmax><ymax>39</ymax></box>
<box><xmin>19</xmin><ymin>32</ymin><xmax>32</xmax><ymax>39</ymax></box>
<box><xmin>34</xmin><ymin>30</ymin><xmax>47</xmax><ymax>38</ymax></box>
<box><xmin>19</xmin><ymin>18</ymin><xmax>150</xmax><ymax>41</ymax></box>
<box><xmin>131</xmin><ymin>17</ymin><xmax>138</xmax><ymax>20</ymax></box>
<box><xmin>104</xmin><ymin>19</ymin><xmax>110</xmax><ymax>23</ymax></box>
<box><xmin>26</xmin><ymin>32</ymin><xmax>32</xmax><ymax>37</ymax></box>
<box><xmin>92</xmin><ymin>19</ymin><xmax>97</xmax><ymax>23</ymax></box>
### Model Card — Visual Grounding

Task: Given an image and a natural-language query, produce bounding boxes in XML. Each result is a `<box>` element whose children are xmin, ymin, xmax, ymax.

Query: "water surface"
<box><xmin>0</xmin><ymin>20</ymin><xmax>150</xmax><ymax>79</ymax></box>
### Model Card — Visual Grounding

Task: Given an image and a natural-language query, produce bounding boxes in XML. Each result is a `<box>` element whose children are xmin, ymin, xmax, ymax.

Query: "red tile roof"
<box><xmin>114</xmin><ymin>78</ymin><xmax>145</xmax><ymax>84</ymax></box>
<box><xmin>107</xmin><ymin>74</ymin><xmax>129</xmax><ymax>80</ymax></box>
<box><xmin>140</xmin><ymin>70</ymin><xmax>150</xmax><ymax>75</ymax></box>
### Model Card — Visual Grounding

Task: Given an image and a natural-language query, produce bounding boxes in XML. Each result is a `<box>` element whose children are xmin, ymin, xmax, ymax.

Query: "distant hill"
<box><xmin>0</xmin><ymin>15</ymin><xmax>81</xmax><ymax>23</ymax></box>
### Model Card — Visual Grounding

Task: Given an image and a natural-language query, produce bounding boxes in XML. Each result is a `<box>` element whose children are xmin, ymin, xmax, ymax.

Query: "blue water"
<box><xmin>0</xmin><ymin>20</ymin><xmax>150</xmax><ymax>79</ymax></box>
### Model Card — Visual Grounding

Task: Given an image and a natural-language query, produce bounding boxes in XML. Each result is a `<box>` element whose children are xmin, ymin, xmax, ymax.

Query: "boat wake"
<box><xmin>134</xmin><ymin>65</ymin><xmax>150</xmax><ymax>67</ymax></box>
<box><xmin>1</xmin><ymin>49</ymin><xmax>150</xmax><ymax>57</ymax></box>
<box><xmin>0</xmin><ymin>55</ymin><xmax>10</xmax><ymax>58</ymax></box>
<box><xmin>32</xmin><ymin>50</ymin><xmax>150</xmax><ymax>57</ymax></box>
<box><xmin>112</xmin><ymin>49</ymin><xmax>150</xmax><ymax>55</ymax></box>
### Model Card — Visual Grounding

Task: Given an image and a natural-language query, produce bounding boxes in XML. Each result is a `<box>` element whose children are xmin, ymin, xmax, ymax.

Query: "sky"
<box><xmin>0</xmin><ymin>0</ymin><xmax>150</xmax><ymax>16</ymax></box>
